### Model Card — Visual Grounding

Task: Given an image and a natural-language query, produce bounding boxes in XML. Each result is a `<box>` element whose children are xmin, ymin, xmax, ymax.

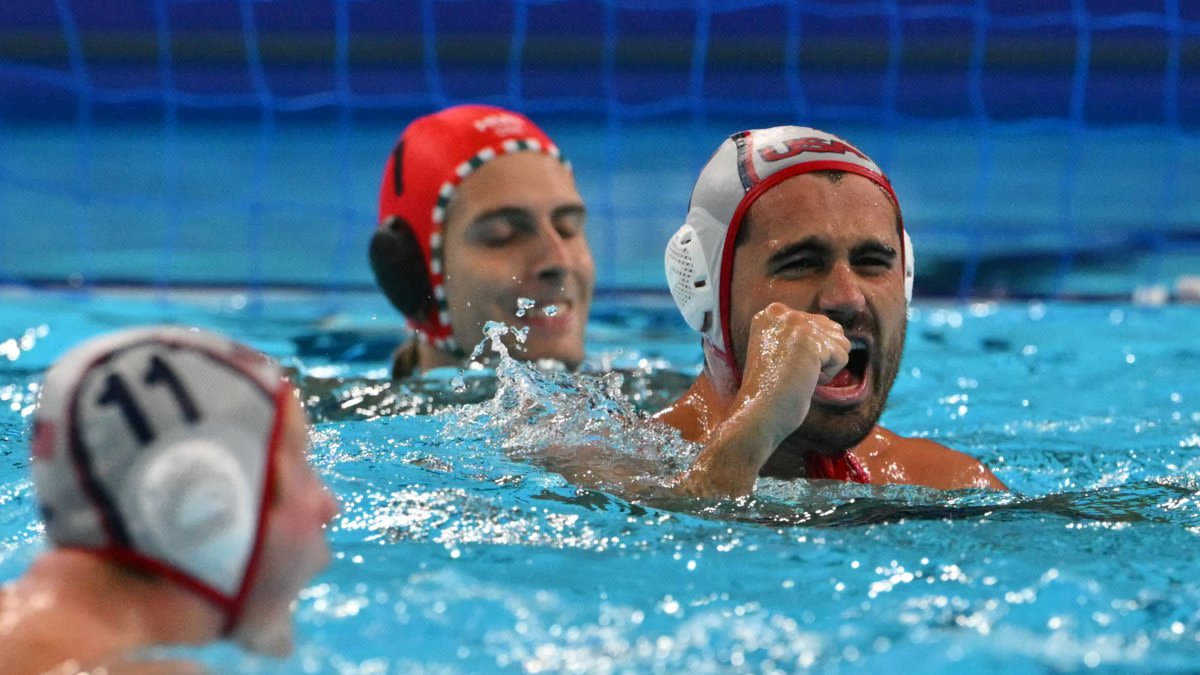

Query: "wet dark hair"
<box><xmin>368</xmin><ymin>216</ymin><xmax>436</xmax><ymax>321</ymax></box>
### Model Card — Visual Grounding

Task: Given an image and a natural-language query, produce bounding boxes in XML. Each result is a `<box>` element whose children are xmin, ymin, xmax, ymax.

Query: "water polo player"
<box><xmin>658</xmin><ymin>126</ymin><xmax>1006</xmax><ymax>496</ymax></box>
<box><xmin>0</xmin><ymin>326</ymin><xmax>338</xmax><ymax>672</ymax></box>
<box><xmin>370</xmin><ymin>104</ymin><xmax>595</xmax><ymax>378</ymax></box>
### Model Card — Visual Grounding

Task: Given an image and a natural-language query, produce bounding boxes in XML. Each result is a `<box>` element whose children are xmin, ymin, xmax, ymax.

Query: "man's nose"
<box><xmin>816</xmin><ymin>261</ymin><xmax>866</xmax><ymax>320</ymax></box>
<box><xmin>532</xmin><ymin>219</ymin><xmax>572</xmax><ymax>282</ymax></box>
<box><xmin>319</xmin><ymin>484</ymin><xmax>341</xmax><ymax>524</ymax></box>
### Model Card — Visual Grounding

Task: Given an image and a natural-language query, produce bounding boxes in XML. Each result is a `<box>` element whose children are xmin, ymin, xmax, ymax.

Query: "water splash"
<box><xmin>452</xmin><ymin>321</ymin><xmax>528</xmax><ymax>393</ymax></box>
<box><xmin>515</xmin><ymin>297</ymin><xmax>536</xmax><ymax>318</ymax></box>
<box><xmin>514</xmin><ymin>297</ymin><xmax>558</xmax><ymax>320</ymax></box>
<box><xmin>442</xmin><ymin>321</ymin><xmax>697</xmax><ymax>496</ymax></box>
<box><xmin>0</xmin><ymin>325</ymin><xmax>49</xmax><ymax>365</ymax></box>
<box><xmin>437</xmin><ymin>322</ymin><xmax>1022</xmax><ymax>519</ymax></box>
<box><xmin>9</xmin><ymin>302</ymin><xmax>1200</xmax><ymax>672</ymax></box>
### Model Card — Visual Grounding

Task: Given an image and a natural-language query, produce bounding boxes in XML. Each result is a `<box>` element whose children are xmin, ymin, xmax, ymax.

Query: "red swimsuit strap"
<box><xmin>806</xmin><ymin>452</ymin><xmax>871</xmax><ymax>484</ymax></box>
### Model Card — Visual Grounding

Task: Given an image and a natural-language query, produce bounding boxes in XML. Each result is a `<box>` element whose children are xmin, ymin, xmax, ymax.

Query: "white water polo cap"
<box><xmin>665</xmin><ymin>126</ymin><xmax>914</xmax><ymax>360</ymax></box>
<box><xmin>30</xmin><ymin>326</ymin><xmax>292</xmax><ymax>633</ymax></box>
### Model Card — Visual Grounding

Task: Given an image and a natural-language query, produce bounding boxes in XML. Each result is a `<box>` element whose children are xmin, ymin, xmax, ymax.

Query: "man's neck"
<box><xmin>655</xmin><ymin>370</ymin><xmax>733</xmax><ymax>444</ymax></box>
<box><xmin>414</xmin><ymin>340</ymin><xmax>461</xmax><ymax>373</ymax></box>
<box><xmin>762</xmin><ymin>427</ymin><xmax>883</xmax><ymax>481</ymax></box>
<box><xmin>13</xmin><ymin>550</ymin><xmax>226</xmax><ymax>659</ymax></box>
<box><xmin>693</xmin><ymin>365</ymin><xmax>873</xmax><ymax>480</ymax></box>
<box><xmin>759</xmin><ymin>437</ymin><xmax>844</xmax><ymax>479</ymax></box>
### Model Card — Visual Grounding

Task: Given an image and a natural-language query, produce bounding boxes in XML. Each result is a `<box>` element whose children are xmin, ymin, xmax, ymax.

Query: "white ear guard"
<box><xmin>665</xmin><ymin>223</ymin><xmax>717</xmax><ymax>334</ymax></box>
<box><xmin>119</xmin><ymin>427</ymin><xmax>259</xmax><ymax>597</ymax></box>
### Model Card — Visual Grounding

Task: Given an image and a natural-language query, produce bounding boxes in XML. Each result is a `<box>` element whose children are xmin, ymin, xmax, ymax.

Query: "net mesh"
<box><xmin>1</xmin><ymin>0</ymin><xmax>1198</xmax><ymax>300</ymax></box>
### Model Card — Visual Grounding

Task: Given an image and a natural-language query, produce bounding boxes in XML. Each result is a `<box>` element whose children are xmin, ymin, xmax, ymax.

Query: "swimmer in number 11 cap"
<box><xmin>0</xmin><ymin>327</ymin><xmax>339</xmax><ymax>673</ymax></box>
<box><xmin>656</xmin><ymin>125</ymin><xmax>1006</xmax><ymax>495</ymax></box>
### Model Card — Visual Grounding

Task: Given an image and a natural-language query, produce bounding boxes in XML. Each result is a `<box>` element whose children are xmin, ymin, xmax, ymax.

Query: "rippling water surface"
<box><xmin>1</xmin><ymin>292</ymin><xmax>1199</xmax><ymax>673</ymax></box>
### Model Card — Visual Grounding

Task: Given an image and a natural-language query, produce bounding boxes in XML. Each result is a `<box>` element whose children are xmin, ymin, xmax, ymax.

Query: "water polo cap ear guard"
<box><xmin>665</xmin><ymin>126</ymin><xmax>914</xmax><ymax>372</ymax></box>
<box><xmin>30</xmin><ymin>326</ymin><xmax>290</xmax><ymax>635</ymax></box>
<box><xmin>375</xmin><ymin>104</ymin><xmax>570</xmax><ymax>357</ymax></box>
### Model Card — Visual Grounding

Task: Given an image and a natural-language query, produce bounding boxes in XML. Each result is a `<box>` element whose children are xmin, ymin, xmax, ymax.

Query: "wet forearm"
<box><xmin>677</xmin><ymin>403</ymin><xmax>782</xmax><ymax>498</ymax></box>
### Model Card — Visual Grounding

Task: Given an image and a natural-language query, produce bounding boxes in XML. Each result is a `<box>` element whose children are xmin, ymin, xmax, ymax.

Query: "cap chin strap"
<box><xmin>415</xmin><ymin>328</ymin><xmax>465</xmax><ymax>360</ymax></box>
<box><xmin>807</xmin><ymin>451</ymin><xmax>871</xmax><ymax>483</ymax></box>
<box><xmin>902</xmin><ymin>229</ymin><xmax>915</xmax><ymax>306</ymax></box>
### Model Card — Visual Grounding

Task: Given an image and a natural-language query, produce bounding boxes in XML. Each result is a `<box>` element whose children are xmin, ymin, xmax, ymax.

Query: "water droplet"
<box><xmin>515</xmin><ymin>297</ymin><xmax>535</xmax><ymax>318</ymax></box>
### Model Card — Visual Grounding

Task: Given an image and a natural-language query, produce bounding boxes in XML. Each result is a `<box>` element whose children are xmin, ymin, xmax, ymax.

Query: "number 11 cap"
<box><xmin>30</xmin><ymin>326</ymin><xmax>291</xmax><ymax>634</ymax></box>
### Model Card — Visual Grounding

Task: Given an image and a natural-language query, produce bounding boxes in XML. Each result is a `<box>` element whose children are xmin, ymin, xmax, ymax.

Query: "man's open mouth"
<box><xmin>814</xmin><ymin>337</ymin><xmax>871</xmax><ymax>405</ymax></box>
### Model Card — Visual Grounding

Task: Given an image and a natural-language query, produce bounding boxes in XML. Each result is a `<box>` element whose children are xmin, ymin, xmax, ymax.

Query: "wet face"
<box><xmin>233</xmin><ymin>393</ymin><xmax>339</xmax><ymax>657</ymax></box>
<box><xmin>728</xmin><ymin>172</ymin><xmax>907</xmax><ymax>455</ymax></box>
<box><xmin>441</xmin><ymin>151</ymin><xmax>595</xmax><ymax>366</ymax></box>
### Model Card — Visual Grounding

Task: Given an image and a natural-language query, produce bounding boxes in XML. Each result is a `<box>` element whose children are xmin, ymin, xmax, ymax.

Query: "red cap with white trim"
<box><xmin>376</xmin><ymin>104</ymin><xmax>568</xmax><ymax>355</ymax></box>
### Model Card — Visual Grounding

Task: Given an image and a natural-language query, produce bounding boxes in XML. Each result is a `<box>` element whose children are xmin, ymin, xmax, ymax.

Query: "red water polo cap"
<box><xmin>376</xmin><ymin>105</ymin><xmax>566</xmax><ymax>353</ymax></box>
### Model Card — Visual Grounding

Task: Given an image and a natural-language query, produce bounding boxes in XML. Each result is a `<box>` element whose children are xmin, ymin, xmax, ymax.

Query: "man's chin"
<box><xmin>520</xmin><ymin>340</ymin><xmax>584</xmax><ymax>370</ymax></box>
<box><xmin>791</xmin><ymin>403</ymin><xmax>881</xmax><ymax>454</ymax></box>
<box><xmin>235</xmin><ymin>614</ymin><xmax>295</xmax><ymax>658</ymax></box>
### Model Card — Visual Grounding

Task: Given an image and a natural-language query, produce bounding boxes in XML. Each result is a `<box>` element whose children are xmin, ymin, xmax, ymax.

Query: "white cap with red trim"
<box><xmin>30</xmin><ymin>326</ymin><xmax>289</xmax><ymax>632</ymax></box>
<box><xmin>665</xmin><ymin>126</ymin><xmax>914</xmax><ymax>360</ymax></box>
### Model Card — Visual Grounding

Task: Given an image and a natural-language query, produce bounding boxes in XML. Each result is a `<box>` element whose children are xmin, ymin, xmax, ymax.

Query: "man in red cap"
<box><xmin>370</xmin><ymin>105</ymin><xmax>595</xmax><ymax>378</ymax></box>
<box><xmin>659</xmin><ymin>126</ymin><xmax>1006</xmax><ymax>497</ymax></box>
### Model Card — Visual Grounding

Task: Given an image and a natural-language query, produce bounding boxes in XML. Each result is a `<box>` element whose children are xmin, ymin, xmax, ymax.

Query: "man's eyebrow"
<box><xmin>468</xmin><ymin>206</ymin><xmax>534</xmax><ymax>227</ymax></box>
<box><xmin>469</xmin><ymin>203</ymin><xmax>586</xmax><ymax>227</ymax></box>
<box><xmin>765</xmin><ymin>237</ymin><xmax>899</xmax><ymax>267</ymax></box>
<box><xmin>766</xmin><ymin>236</ymin><xmax>830</xmax><ymax>266</ymax></box>
<box><xmin>852</xmin><ymin>241</ymin><xmax>898</xmax><ymax>259</ymax></box>
<box><xmin>551</xmin><ymin>203</ymin><xmax>586</xmax><ymax>220</ymax></box>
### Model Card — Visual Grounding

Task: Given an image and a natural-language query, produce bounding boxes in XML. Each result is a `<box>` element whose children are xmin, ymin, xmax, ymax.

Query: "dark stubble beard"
<box><xmin>770</xmin><ymin>313</ymin><xmax>907</xmax><ymax>462</ymax></box>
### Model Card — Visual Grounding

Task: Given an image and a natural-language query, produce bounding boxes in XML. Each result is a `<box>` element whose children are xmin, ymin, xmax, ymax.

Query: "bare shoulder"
<box><xmin>0</xmin><ymin>587</ymin><xmax>42</xmax><ymax>674</ymax></box>
<box><xmin>0</xmin><ymin>585</ymin><xmax>120</xmax><ymax>675</ymax></box>
<box><xmin>860</xmin><ymin>427</ymin><xmax>1007</xmax><ymax>491</ymax></box>
<box><xmin>654</xmin><ymin>400</ymin><xmax>694</xmax><ymax>437</ymax></box>
<box><xmin>653</xmin><ymin>390</ymin><xmax>708</xmax><ymax>444</ymax></box>
<box><xmin>87</xmin><ymin>658</ymin><xmax>206</xmax><ymax>675</ymax></box>
<box><xmin>0</xmin><ymin>630</ymin><xmax>62</xmax><ymax>675</ymax></box>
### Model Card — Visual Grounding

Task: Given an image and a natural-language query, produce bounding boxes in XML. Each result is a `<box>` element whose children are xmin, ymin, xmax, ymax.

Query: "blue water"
<box><xmin>2</xmin><ymin>291</ymin><xmax>1200</xmax><ymax>673</ymax></box>
<box><xmin>4</xmin><ymin>121</ymin><xmax>1200</xmax><ymax>297</ymax></box>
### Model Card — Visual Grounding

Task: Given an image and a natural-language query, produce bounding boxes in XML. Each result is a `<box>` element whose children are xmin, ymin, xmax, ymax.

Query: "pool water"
<box><xmin>2</xmin><ymin>291</ymin><xmax>1199</xmax><ymax>673</ymax></box>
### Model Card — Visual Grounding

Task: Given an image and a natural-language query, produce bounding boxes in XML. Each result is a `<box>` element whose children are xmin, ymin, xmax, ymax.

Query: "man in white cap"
<box><xmin>0</xmin><ymin>327</ymin><xmax>339</xmax><ymax>672</ymax></box>
<box><xmin>659</xmin><ymin>127</ymin><xmax>1006</xmax><ymax>497</ymax></box>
